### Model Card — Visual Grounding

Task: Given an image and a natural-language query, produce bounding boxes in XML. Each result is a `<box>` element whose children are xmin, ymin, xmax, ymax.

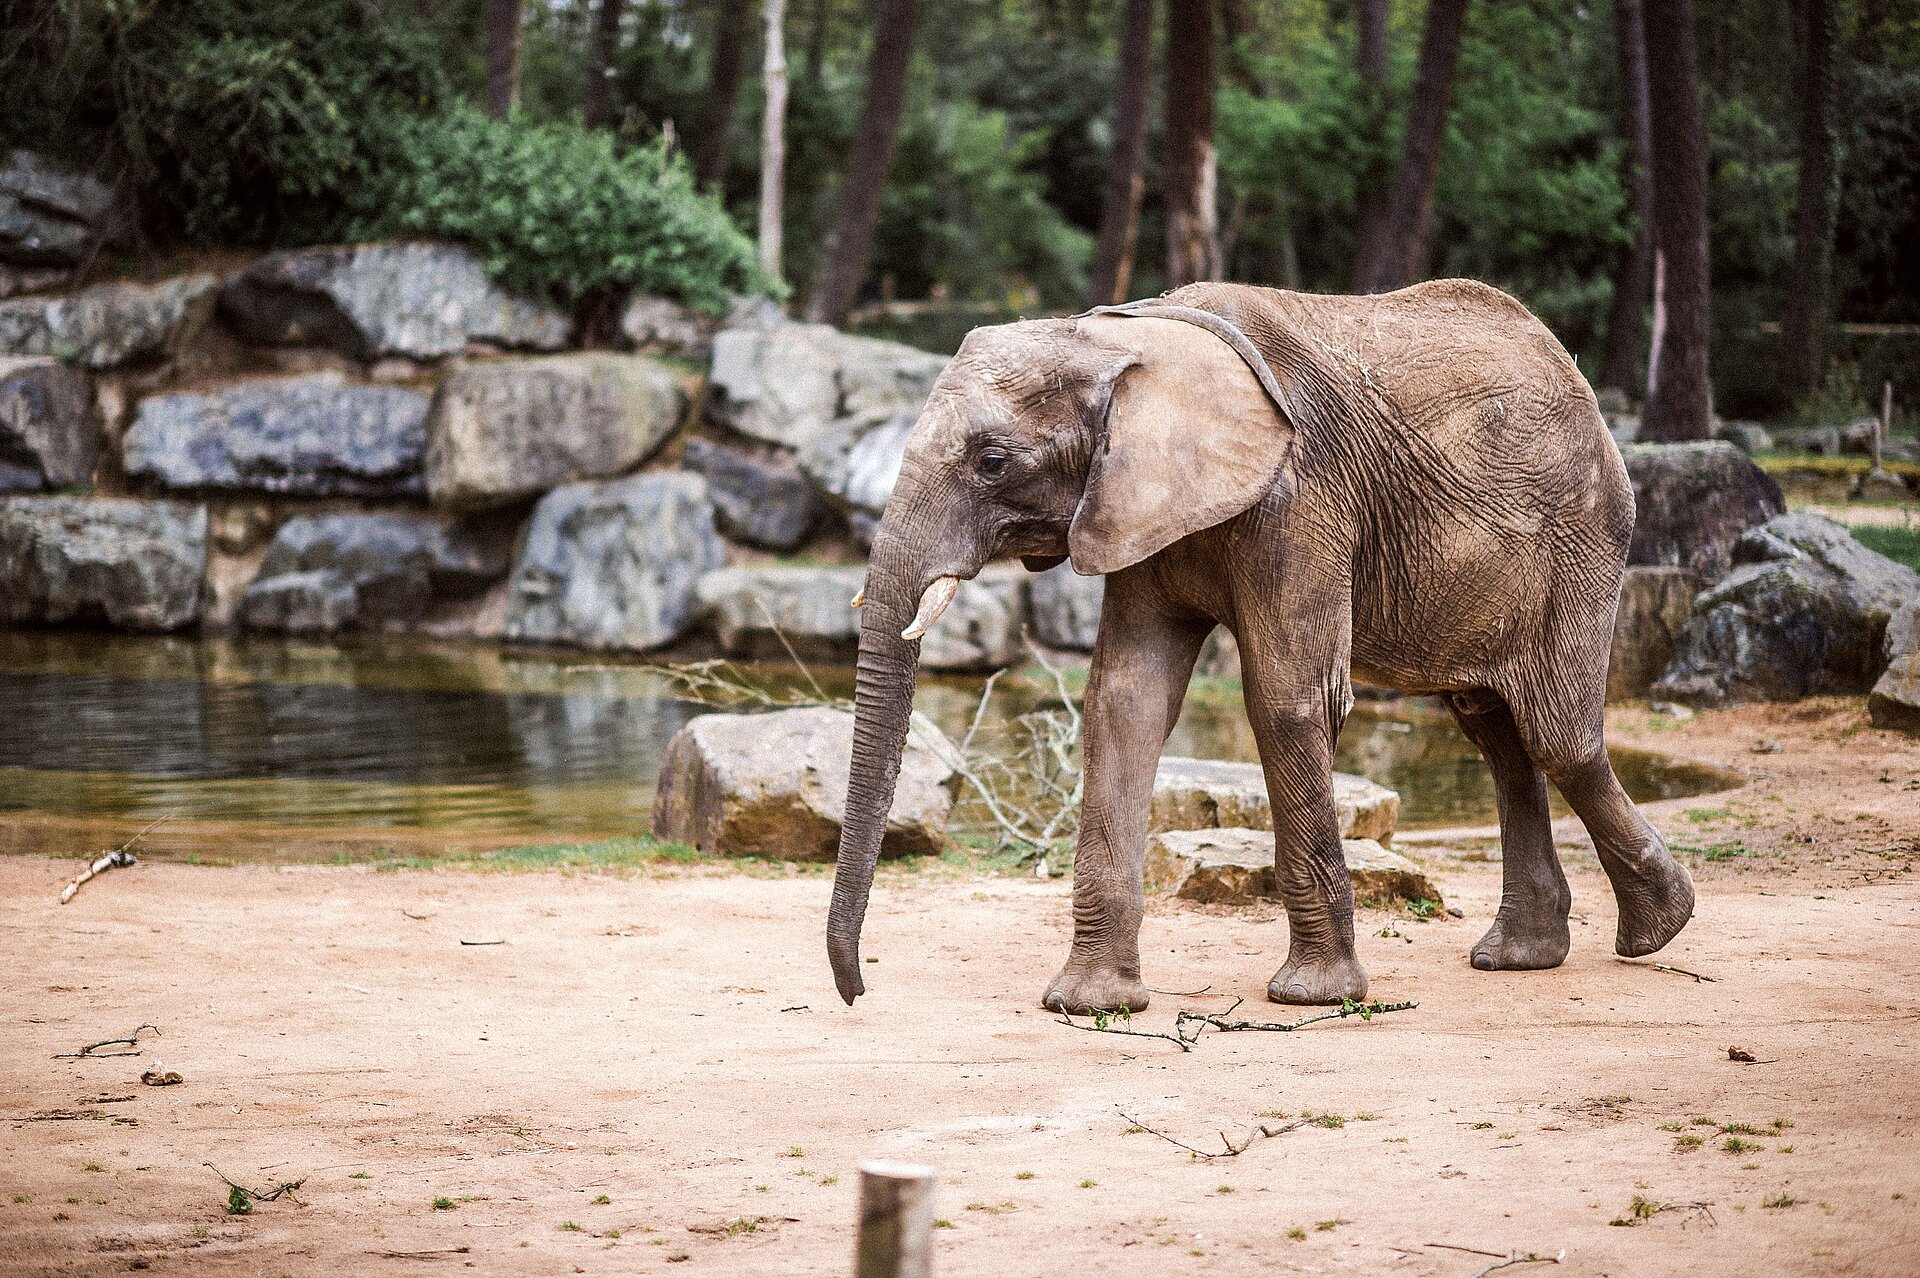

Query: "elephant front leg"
<box><xmin>1042</xmin><ymin>589</ymin><xmax>1210</xmax><ymax>1015</ymax></box>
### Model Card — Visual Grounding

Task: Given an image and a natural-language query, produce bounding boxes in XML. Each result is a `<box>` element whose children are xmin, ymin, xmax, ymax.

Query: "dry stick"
<box><xmin>1470</xmin><ymin>1250</ymin><xmax>1566</xmax><ymax>1278</ymax></box>
<box><xmin>1055</xmin><ymin>1013</ymin><xmax>1198</xmax><ymax>1052</ymax></box>
<box><xmin>59</xmin><ymin>814</ymin><xmax>172</xmax><ymax>904</ymax></box>
<box><xmin>1651</xmin><ymin>962</ymin><xmax>1716</xmax><ymax>983</ymax></box>
<box><xmin>55</xmin><ymin>1023</ymin><xmax>160</xmax><ymax>1060</ymax></box>
<box><xmin>1175</xmin><ymin>996</ymin><xmax>1420</xmax><ymax>1037</ymax></box>
<box><xmin>1117</xmin><ymin>1107</ymin><xmax>1305</xmax><ymax>1160</ymax></box>
<box><xmin>1428</xmin><ymin>1242</ymin><xmax>1508</xmax><ymax>1258</ymax></box>
<box><xmin>204</xmin><ymin>1162</ymin><xmax>305</xmax><ymax>1205</ymax></box>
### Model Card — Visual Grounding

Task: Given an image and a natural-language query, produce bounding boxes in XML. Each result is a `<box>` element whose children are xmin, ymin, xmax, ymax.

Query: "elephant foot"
<box><xmin>1470</xmin><ymin>909</ymin><xmax>1570</xmax><ymax>971</ymax></box>
<box><xmin>1608</xmin><ymin>850</ymin><xmax>1695</xmax><ymax>958</ymax></box>
<box><xmin>1267</xmin><ymin>949</ymin><xmax>1368</xmax><ymax>1006</ymax></box>
<box><xmin>1043</xmin><ymin>964</ymin><xmax>1150</xmax><ymax>1015</ymax></box>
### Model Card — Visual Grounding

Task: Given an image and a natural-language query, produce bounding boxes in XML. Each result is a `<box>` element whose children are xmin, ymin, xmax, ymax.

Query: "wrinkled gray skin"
<box><xmin>827</xmin><ymin>280</ymin><xmax>1695</xmax><ymax>1013</ymax></box>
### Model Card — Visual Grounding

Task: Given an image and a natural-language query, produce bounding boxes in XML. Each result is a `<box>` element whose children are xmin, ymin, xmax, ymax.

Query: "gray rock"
<box><xmin>124</xmin><ymin>373</ymin><xmax>429</xmax><ymax>497</ymax></box>
<box><xmin>1621</xmin><ymin>441</ymin><xmax>1786</xmax><ymax>580</ymax></box>
<box><xmin>1851</xmin><ymin>468</ymin><xmax>1911</xmax><ymax>502</ymax></box>
<box><xmin>651</xmin><ymin>706</ymin><xmax>956</xmax><ymax>860</ymax></box>
<box><xmin>1840</xmin><ymin>417</ymin><xmax>1882</xmax><ymax>455</ymax></box>
<box><xmin>620</xmin><ymin>293</ymin><xmax>721</xmax><ymax>358</ymax></box>
<box><xmin>0</xmin><ymin>151</ymin><xmax>122</xmax><ymax>267</ymax></box>
<box><xmin>505</xmin><ymin>472</ymin><xmax>724</xmax><ymax>651</ymax></box>
<box><xmin>0</xmin><ymin>495</ymin><xmax>206</xmax><ymax>629</ymax></box>
<box><xmin>1870</xmin><ymin>599</ymin><xmax>1920</xmax><ymax>732</ymax></box>
<box><xmin>681</xmin><ymin>436</ymin><xmax>823</xmax><ymax>549</ymax></box>
<box><xmin>1771</xmin><ymin>425</ymin><xmax>1842</xmax><ymax>456</ymax></box>
<box><xmin>1714</xmin><ymin>421</ymin><xmax>1773</xmax><ymax>455</ymax></box>
<box><xmin>1150</xmin><ymin>756</ymin><xmax>1399</xmax><ymax>842</ymax></box>
<box><xmin>0</xmin><ymin>274</ymin><xmax>219</xmax><ymax>369</ymax></box>
<box><xmin>425</xmin><ymin>353</ymin><xmax>686</xmax><ymax>508</ymax></box>
<box><xmin>1030</xmin><ymin>561</ymin><xmax>1104</xmax><ymax>650</ymax></box>
<box><xmin>220</xmin><ymin>243</ymin><xmax>573</xmax><ymax>361</ymax></box>
<box><xmin>0</xmin><ymin>356</ymin><xmax>94</xmax><ymax>491</ymax></box>
<box><xmin>239</xmin><ymin>512</ymin><xmax>511</xmax><ymax>633</ymax></box>
<box><xmin>1144</xmin><ymin>830</ymin><xmax>1439</xmax><ymax>907</ymax></box>
<box><xmin>1653</xmin><ymin>513</ymin><xmax>1920</xmax><ymax>707</ymax></box>
<box><xmin>1606</xmin><ymin>413</ymin><xmax>1639</xmax><ymax>446</ymax></box>
<box><xmin>705</xmin><ymin>319</ymin><xmax>946</xmax><ymax>451</ymax></box>
<box><xmin>1607</xmin><ymin>566</ymin><xmax>1703</xmax><ymax>702</ymax></box>
<box><xmin>0</xmin><ymin>264</ymin><xmax>73</xmax><ymax>300</ymax></box>
<box><xmin>796</xmin><ymin>411</ymin><xmax>915</xmax><ymax>542</ymax></box>
<box><xmin>694</xmin><ymin>563</ymin><xmax>1026</xmax><ymax>672</ymax></box>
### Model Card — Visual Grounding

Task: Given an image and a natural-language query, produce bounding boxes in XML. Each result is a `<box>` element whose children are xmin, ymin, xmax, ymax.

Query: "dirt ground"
<box><xmin>2</xmin><ymin>699</ymin><xmax>1917</xmax><ymax>1277</ymax></box>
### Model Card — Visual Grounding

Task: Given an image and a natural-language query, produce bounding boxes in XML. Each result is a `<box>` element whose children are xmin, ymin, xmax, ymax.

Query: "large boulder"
<box><xmin>680</xmin><ymin>436</ymin><xmax>823</xmax><ymax>550</ymax></box>
<box><xmin>504</xmin><ymin>472</ymin><xmax>724</xmax><ymax>651</ymax></box>
<box><xmin>1030</xmin><ymin>561</ymin><xmax>1104</xmax><ymax>651</ymax></box>
<box><xmin>1150</xmin><ymin>756</ymin><xmax>1399</xmax><ymax>842</ymax></box>
<box><xmin>796</xmin><ymin>411</ymin><xmax>915</xmax><ymax>544</ymax></box>
<box><xmin>124</xmin><ymin>373</ymin><xmax>429</xmax><ymax>497</ymax></box>
<box><xmin>425</xmin><ymin>353</ymin><xmax>686</xmax><ymax>508</ymax></box>
<box><xmin>0</xmin><ymin>356</ymin><xmax>94</xmax><ymax>491</ymax></box>
<box><xmin>1870</xmin><ymin>599</ymin><xmax>1920</xmax><ymax>732</ymax></box>
<box><xmin>239</xmin><ymin>513</ymin><xmax>511</xmax><ymax>633</ymax></box>
<box><xmin>620</xmin><ymin>293</ymin><xmax>721</xmax><ymax>359</ymax></box>
<box><xmin>1606</xmin><ymin>566</ymin><xmax>1703</xmax><ymax>702</ymax></box>
<box><xmin>0</xmin><ymin>274</ymin><xmax>218</xmax><ymax>369</ymax></box>
<box><xmin>652</xmin><ymin>706</ymin><xmax>956</xmax><ymax>860</ymax></box>
<box><xmin>1144</xmin><ymin>830</ymin><xmax>1439</xmax><ymax>907</ymax></box>
<box><xmin>1652</xmin><ymin>513</ymin><xmax>1920</xmax><ymax>707</ymax></box>
<box><xmin>694</xmin><ymin>563</ymin><xmax>1027</xmax><ymax>672</ymax></box>
<box><xmin>0</xmin><ymin>495</ymin><xmax>206</xmax><ymax>629</ymax></box>
<box><xmin>0</xmin><ymin>151</ymin><xmax>123</xmax><ymax>268</ymax></box>
<box><xmin>1620</xmin><ymin>441</ymin><xmax>1786</xmax><ymax>581</ymax></box>
<box><xmin>705</xmin><ymin>319</ymin><xmax>946</xmax><ymax>452</ymax></box>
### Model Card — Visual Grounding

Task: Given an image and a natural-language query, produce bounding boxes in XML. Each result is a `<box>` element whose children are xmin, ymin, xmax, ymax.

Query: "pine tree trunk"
<box><xmin>758</xmin><ymin>0</ymin><xmax>789</xmax><ymax>285</ymax></box>
<box><xmin>804</xmin><ymin>0</ymin><xmax>920</xmax><ymax>326</ymax></box>
<box><xmin>1598</xmin><ymin>0</ymin><xmax>1656</xmax><ymax>395</ymax></box>
<box><xmin>1350</xmin><ymin>0</ymin><xmax>1392</xmax><ymax>291</ymax></box>
<box><xmin>1357</xmin><ymin>0</ymin><xmax>1467</xmax><ymax>294</ymax></box>
<box><xmin>485</xmin><ymin>0</ymin><xmax>524</xmax><ymax>119</ymax></box>
<box><xmin>1087</xmin><ymin>0</ymin><xmax>1155</xmax><ymax>305</ymax></box>
<box><xmin>1780</xmin><ymin>0</ymin><xmax>1839</xmax><ymax>406</ymax></box>
<box><xmin>1640</xmin><ymin>0</ymin><xmax>1713</xmax><ymax>441</ymax></box>
<box><xmin>1164</xmin><ymin>0</ymin><xmax>1220</xmax><ymax>288</ymax></box>
<box><xmin>694</xmin><ymin>0</ymin><xmax>750</xmax><ymax>190</ymax></box>
<box><xmin>584</xmin><ymin>0</ymin><xmax>624</xmax><ymax>129</ymax></box>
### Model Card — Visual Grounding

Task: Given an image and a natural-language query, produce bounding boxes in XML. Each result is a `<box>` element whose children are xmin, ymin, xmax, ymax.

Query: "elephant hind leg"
<box><xmin>1445</xmin><ymin>692</ymin><xmax>1571</xmax><ymax>971</ymax></box>
<box><xmin>1502</xmin><ymin>685</ymin><xmax>1695</xmax><ymax>958</ymax></box>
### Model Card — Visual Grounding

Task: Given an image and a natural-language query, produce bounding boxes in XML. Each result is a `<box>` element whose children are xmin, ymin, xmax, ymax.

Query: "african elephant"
<box><xmin>826</xmin><ymin>280</ymin><xmax>1695</xmax><ymax>1013</ymax></box>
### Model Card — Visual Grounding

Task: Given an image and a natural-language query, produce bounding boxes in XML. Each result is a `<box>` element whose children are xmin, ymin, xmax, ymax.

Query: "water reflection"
<box><xmin>0</xmin><ymin>630</ymin><xmax>1735</xmax><ymax>859</ymax></box>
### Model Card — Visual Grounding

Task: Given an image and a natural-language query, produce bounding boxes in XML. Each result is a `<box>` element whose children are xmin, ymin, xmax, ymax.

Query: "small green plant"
<box><xmin>1763</xmin><ymin>1192</ymin><xmax>1800</xmax><ymax>1209</ymax></box>
<box><xmin>83</xmin><ymin>1163</ymin><xmax>103</xmax><ymax>1173</ymax></box>
<box><xmin>1690</xmin><ymin>1116</ymin><xmax>1718</xmax><ymax>1127</ymax></box>
<box><xmin>433</xmin><ymin>1197</ymin><xmax>457</xmax><ymax>1210</ymax></box>
<box><xmin>1723</xmin><ymin>1136</ymin><xmax>1760</xmax><ymax>1154</ymax></box>
<box><xmin>1610</xmin><ymin>1194</ymin><xmax>1661</xmax><ymax>1226</ymax></box>
<box><xmin>607</xmin><ymin>1228</ymin><xmax>621</xmax><ymax>1239</ymax></box>
<box><xmin>1674</xmin><ymin>1134</ymin><xmax>1705</xmax><ymax>1150</ymax></box>
<box><xmin>784</xmin><ymin>1146</ymin><xmax>805</xmax><ymax>1158</ymax></box>
<box><xmin>1771</xmin><ymin>1117</ymin><xmax>1795</xmax><ymax>1131</ymax></box>
<box><xmin>1216</xmin><ymin>1185</ymin><xmax>1235</xmax><ymax>1194</ymax></box>
<box><xmin>1406</xmin><ymin>898</ymin><xmax>1442</xmax><ymax>920</ymax></box>
<box><xmin>934</xmin><ymin>1218</ymin><xmax>955</xmax><ymax>1228</ymax></box>
<box><xmin>559</xmin><ymin>1221</ymin><xmax>583</xmax><ymax>1232</ymax></box>
<box><xmin>53</xmin><ymin>1211</ymin><xmax>70</xmax><ymax>1221</ymax></box>
<box><xmin>226</xmin><ymin>1186</ymin><xmax>252</xmax><ymax>1216</ymax></box>
<box><xmin>1471</xmin><ymin>1122</ymin><xmax>1495</xmax><ymax>1130</ymax></box>
<box><xmin>348</xmin><ymin>1172</ymin><xmax>372</xmax><ymax>1180</ymax></box>
<box><xmin>1286</xmin><ymin>1226</ymin><xmax>1307</xmax><ymax>1240</ymax></box>
<box><xmin>820</xmin><ymin>1175</ymin><xmax>838</xmax><ymax>1186</ymax></box>
<box><xmin>1079</xmin><ymin>1179</ymin><xmax>1097</xmax><ymax>1189</ymax></box>
<box><xmin>1305</xmin><ymin>1112</ymin><xmax>1345</xmax><ymax>1129</ymax></box>
<box><xmin>1779</xmin><ymin>1145</ymin><xmax>1795</xmax><ymax>1153</ymax></box>
<box><xmin>725</xmin><ymin>1217</ymin><xmax>759</xmax><ymax>1235</ymax></box>
<box><xmin>591</xmin><ymin>1195</ymin><xmax>611</xmax><ymax>1205</ymax></box>
<box><xmin>1658</xmin><ymin>1121</ymin><xmax>1686</xmax><ymax>1132</ymax></box>
<box><xmin>1721</xmin><ymin>1122</ymin><xmax>1764</xmax><ymax>1135</ymax></box>
<box><xmin>10</xmin><ymin>1194</ymin><xmax>28</xmax><ymax>1204</ymax></box>
<box><xmin>1015</xmin><ymin>1171</ymin><xmax>1035</xmax><ymax>1181</ymax></box>
<box><xmin>1315</xmin><ymin>1218</ymin><xmax>1348</xmax><ymax>1232</ymax></box>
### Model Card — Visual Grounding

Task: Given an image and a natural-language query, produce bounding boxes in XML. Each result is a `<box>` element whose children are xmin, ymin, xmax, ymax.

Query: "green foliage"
<box><xmin>1851</xmin><ymin>523</ymin><xmax>1920</xmax><ymax>573</ymax></box>
<box><xmin>226</xmin><ymin>1186</ymin><xmax>252</xmax><ymax>1216</ymax></box>
<box><xmin>356</xmin><ymin>107</ymin><xmax>774</xmax><ymax>311</ymax></box>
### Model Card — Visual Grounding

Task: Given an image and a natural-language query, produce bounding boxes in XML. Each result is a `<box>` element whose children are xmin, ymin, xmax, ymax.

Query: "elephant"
<box><xmin>825</xmin><ymin>279</ymin><xmax>1695</xmax><ymax>1014</ymax></box>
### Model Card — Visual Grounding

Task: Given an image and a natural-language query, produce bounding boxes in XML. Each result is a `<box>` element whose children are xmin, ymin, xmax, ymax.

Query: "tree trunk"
<box><xmin>1780</xmin><ymin>0</ymin><xmax>1839</xmax><ymax>405</ymax></box>
<box><xmin>694</xmin><ymin>0</ymin><xmax>750</xmax><ymax>191</ymax></box>
<box><xmin>583</xmin><ymin>0</ymin><xmax>623</xmax><ymax>129</ymax></box>
<box><xmin>1087</xmin><ymin>0</ymin><xmax>1155</xmax><ymax>306</ymax></box>
<box><xmin>758</xmin><ymin>0</ymin><xmax>789</xmax><ymax>285</ymax></box>
<box><xmin>804</xmin><ymin>0</ymin><xmax>920</xmax><ymax>326</ymax></box>
<box><xmin>484</xmin><ymin>0</ymin><xmax>524</xmax><ymax>119</ymax></box>
<box><xmin>1350</xmin><ymin>0</ymin><xmax>1392</xmax><ymax>290</ymax></box>
<box><xmin>1164</xmin><ymin>0</ymin><xmax>1220</xmax><ymax>288</ymax></box>
<box><xmin>1640</xmin><ymin>0</ymin><xmax>1713</xmax><ymax>441</ymax></box>
<box><xmin>1356</xmin><ymin>0</ymin><xmax>1467</xmax><ymax>294</ymax></box>
<box><xmin>1597</xmin><ymin>0</ymin><xmax>1655</xmax><ymax>395</ymax></box>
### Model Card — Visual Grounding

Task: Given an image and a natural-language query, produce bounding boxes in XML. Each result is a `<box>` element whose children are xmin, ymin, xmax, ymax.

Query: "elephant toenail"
<box><xmin>1471</xmin><ymin>951</ymin><xmax>1496</xmax><ymax>971</ymax></box>
<box><xmin>1044</xmin><ymin>992</ymin><xmax>1067</xmax><ymax>1013</ymax></box>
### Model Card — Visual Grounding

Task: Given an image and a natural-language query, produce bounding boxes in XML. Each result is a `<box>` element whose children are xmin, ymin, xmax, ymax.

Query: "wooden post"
<box><xmin>855</xmin><ymin>1160</ymin><xmax>934</xmax><ymax>1278</ymax></box>
<box><xmin>757</xmin><ymin>0</ymin><xmax>788</xmax><ymax>285</ymax></box>
<box><xmin>1880</xmin><ymin>380</ymin><xmax>1893</xmax><ymax>472</ymax></box>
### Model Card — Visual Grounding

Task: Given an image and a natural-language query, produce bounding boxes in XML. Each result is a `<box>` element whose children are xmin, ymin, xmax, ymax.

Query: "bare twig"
<box><xmin>1469</xmin><ymin>1250</ymin><xmax>1565</xmax><ymax>1278</ymax></box>
<box><xmin>1117</xmin><ymin>1107</ymin><xmax>1305</xmax><ymax>1159</ymax></box>
<box><xmin>1055</xmin><ymin>1010</ymin><xmax>1196</xmax><ymax>1052</ymax></box>
<box><xmin>59</xmin><ymin>815</ymin><xmax>170</xmax><ymax>904</ymax></box>
<box><xmin>1176</xmin><ymin>997</ymin><xmax>1419</xmax><ymax>1037</ymax></box>
<box><xmin>1623</xmin><ymin>960</ymin><xmax>1716</xmax><ymax>983</ymax></box>
<box><xmin>205</xmin><ymin>1162</ymin><xmax>305</xmax><ymax>1207</ymax></box>
<box><xmin>1428</xmin><ymin>1242</ymin><xmax>1508</xmax><ymax>1259</ymax></box>
<box><xmin>56</xmin><ymin>1023</ymin><xmax>160</xmax><ymax>1059</ymax></box>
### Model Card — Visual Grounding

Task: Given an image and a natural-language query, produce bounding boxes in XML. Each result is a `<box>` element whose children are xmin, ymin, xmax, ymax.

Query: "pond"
<box><xmin>0</xmin><ymin>630</ymin><xmax>1738</xmax><ymax>863</ymax></box>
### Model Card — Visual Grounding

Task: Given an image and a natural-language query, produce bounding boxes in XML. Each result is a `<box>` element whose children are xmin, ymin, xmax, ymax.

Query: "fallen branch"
<box><xmin>370</xmin><ymin>1248</ymin><xmax>472</xmax><ymax>1260</ymax></box>
<box><xmin>59</xmin><ymin>815</ymin><xmax>170</xmax><ymax>904</ymax></box>
<box><xmin>1428</xmin><ymin>1242</ymin><xmax>1507</xmax><ymax>1259</ymax></box>
<box><xmin>1470</xmin><ymin>1250</ymin><xmax>1565</xmax><ymax>1278</ymax></box>
<box><xmin>205</xmin><ymin>1162</ymin><xmax>305</xmax><ymax>1212</ymax></box>
<box><xmin>56</xmin><ymin>1023</ymin><xmax>160</xmax><ymax>1059</ymax></box>
<box><xmin>1116</xmin><ymin>1107</ymin><xmax>1305</xmax><ymax>1159</ymax></box>
<box><xmin>1057</xmin><ymin>996</ymin><xmax>1418</xmax><ymax>1052</ymax></box>
<box><xmin>1622</xmin><ymin>960</ymin><xmax>1716</xmax><ymax>983</ymax></box>
<box><xmin>1055</xmin><ymin>1007</ymin><xmax>1197</xmax><ymax>1052</ymax></box>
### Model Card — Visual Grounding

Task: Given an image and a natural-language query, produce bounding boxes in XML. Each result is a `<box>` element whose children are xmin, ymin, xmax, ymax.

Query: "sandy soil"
<box><xmin>2</xmin><ymin>699</ymin><xmax>1917</xmax><ymax>1278</ymax></box>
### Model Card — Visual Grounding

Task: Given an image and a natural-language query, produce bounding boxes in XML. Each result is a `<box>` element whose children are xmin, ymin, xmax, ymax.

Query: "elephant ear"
<box><xmin>1067</xmin><ymin>314</ymin><xmax>1296</xmax><ymax>577</ymax></box>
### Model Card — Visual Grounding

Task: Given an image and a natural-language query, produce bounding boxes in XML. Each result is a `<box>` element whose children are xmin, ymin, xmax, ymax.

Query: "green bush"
<box><xmin>356</xmin><ymin>107</ymin><xmax>775</xmax><ymax>312</ymax></box>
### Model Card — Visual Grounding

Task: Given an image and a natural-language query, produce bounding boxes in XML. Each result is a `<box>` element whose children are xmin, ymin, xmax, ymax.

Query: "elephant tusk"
<box><xmin>849</xmin><ymin>585</ymin><xmax>866</xmax><ymax>609</ymax></box>
<box><xmin>900</xmin><ymin>576</ymin><xmax>959</xmax><ymax>641</ymax></box>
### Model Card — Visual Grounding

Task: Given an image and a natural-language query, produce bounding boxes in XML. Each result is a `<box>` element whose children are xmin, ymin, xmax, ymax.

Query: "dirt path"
<box><xmin>3</xmin><ymin>702</ymin><xmax>1917</xmax><ymax>1277</ymax></box>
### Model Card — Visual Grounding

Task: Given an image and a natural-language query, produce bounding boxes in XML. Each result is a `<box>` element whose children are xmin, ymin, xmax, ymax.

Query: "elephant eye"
<box><xmin>976</xmin><ymin>448</ymin><xmax>1010</xmax><ymax>478</ymax></box>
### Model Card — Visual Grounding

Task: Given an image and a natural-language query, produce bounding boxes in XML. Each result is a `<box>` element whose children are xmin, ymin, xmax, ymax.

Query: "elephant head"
<box><xmin>826</xmin><ymin>305</ymin><xmax>1300</xmax><ymax>1003</ymax></box>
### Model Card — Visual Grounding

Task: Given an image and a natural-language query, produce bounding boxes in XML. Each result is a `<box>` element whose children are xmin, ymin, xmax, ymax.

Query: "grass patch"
<box><xmin>373</xmin><ymin>835</ymin><xmax>705</xmax><ymax>873</ymax></box>
<box><xmin>1674</xmin><ymin>1134</ymin><xmax>1705</xmax><ymax>1150</ymax></box>
<box><xmin>1723</xmin><ymin>1136</ymin><xmax>1761</xmax><ymax>1154</ymax></box>
<box><xmin>1852</xmin><ymin>523</ymin><xmax>1920</xmax><ymax>573</ymax></box>
<box><xmin>1286</xmin><ymin>1226</ymin><xmax>1307</xmax><ymax>1240</ymax></box>
<box><xmin>1763</xmin><ymin>1192</ymin><xmax>1800</xmax><ymax>1209</ymax></box>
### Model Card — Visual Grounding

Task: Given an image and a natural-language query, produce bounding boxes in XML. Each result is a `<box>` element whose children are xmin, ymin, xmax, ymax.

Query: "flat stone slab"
<box><xmin>1145</xmin><ymin>828</ymin><xmax>1440</xmax><ymax>907</ymax></box>
<box><xmin>0</xmin><ymin>273</ymin><xmax>218</xmax><ymax>369</ymax></box>
<box><xmin>0</xmin><ymin>494</ymin><xmax>206</xmax><ymax>630</ymax></box>
<box><xmin>651</xmin><ymin>706</ymin><xmax>955</xmax><ymax>860</ymax></box>
<box><xmin>0</xmin><ymin>355</ymin><xmax>94</xmax><ymax>491</ymax></box>
<box><xmin>1151</xmin><ymin>756</ymin><xmax>1399</xmax><ymax>842</ymax></box>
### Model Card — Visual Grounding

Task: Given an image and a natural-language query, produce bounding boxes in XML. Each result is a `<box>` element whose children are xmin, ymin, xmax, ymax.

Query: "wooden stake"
<box><xmin>1881</xmin><ymin>380</ymin><xmax>1893</xmax><ymax>472</ymax></box>
<box><xmin>855</xmin><ymin>1160</ymin><xmax>934</xmax><ymax>1278</ymax></box>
